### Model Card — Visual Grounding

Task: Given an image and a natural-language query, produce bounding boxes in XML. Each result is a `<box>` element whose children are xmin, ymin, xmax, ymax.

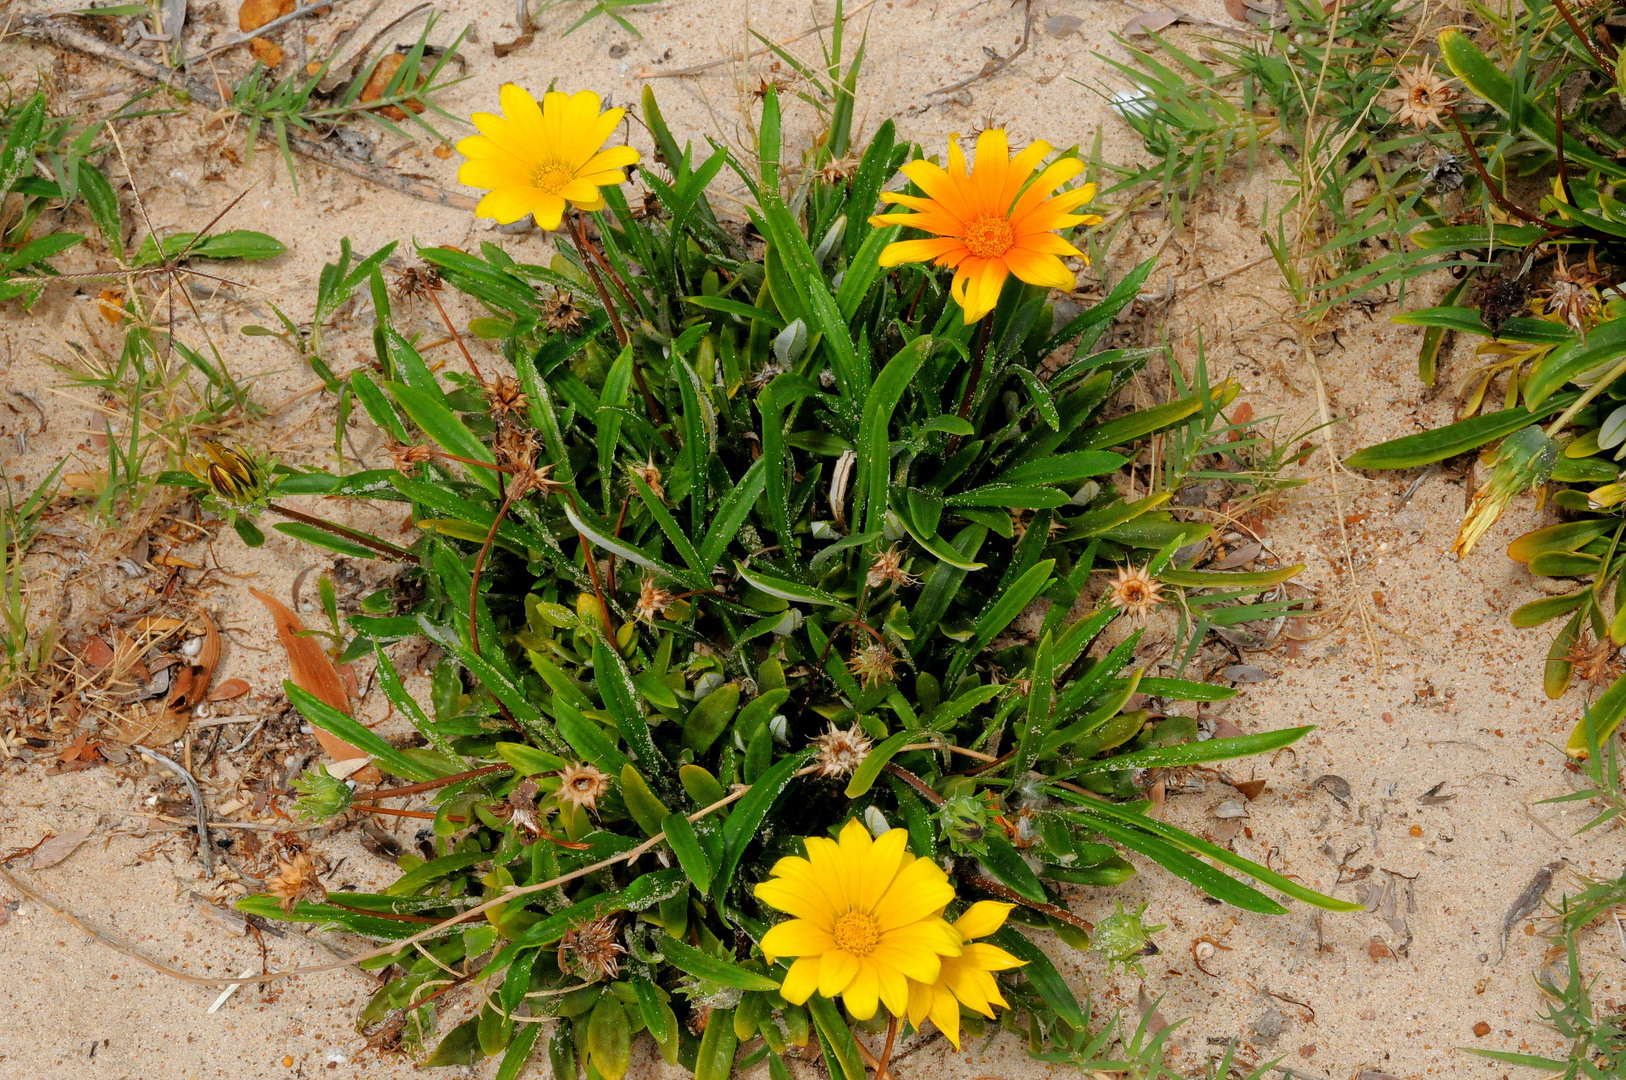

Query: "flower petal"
<box><xmin>780</xmin><ymin>955</ymin><xmax>821</xmax><ymax>1005</ymax></box>
<box><xmin>906</xmin><ymin>978</ymin><xmax>934</xmax><ymax>1027</ymax></box>
<box><xmin>964</xmin><ymin>257</ymin><xmax>1009</xmax><ymax>322</ymax></box>
<box><xmin>872</xmin><ymin>856</ymin><xmax>956</xmax><ymax>930</ymax></box>
<box><xmin>929</xmin><ymin>982</ymin><xmax>962</xmax><ymax>1048</ymax></box>
<box><xmin>878</xmin><ymin>237</ymin><xmax>967</xmax><ymax>267</ymax></box>
<box><xmin>953</xmin><ymin>901</ymin><xmax>1015</xmax><ymax>941</ymax></box>
<box><xmin>761</xmin><ymin>918</ymin><xmax>837</xmax><ymax>960</ymax></box>
<box><xmin>876</xmin><ymin>962</ymin><xmax>910</xmax><ymax>1018</ymax></box>
<box><xmin>1002</xmin><ymin>247</ymin><xmax>1076</xmax><ymax>291</ymax></box>
<box><xmin>858</xmin><ymin>827</ymin><xmax>909</xmax><ymax>913</ymax></box>
<box><xmin>499</xmin><ymin>84</ymin><xmax>547</xmax><ymax>149</ymax></box>
<box><xmin>474</xmin><ymin>187</ymin><xmax>536</xmax><ymax>225</ymax></box>
<box><xmin>533</xmin><ymin>192</ymin><xmax>569</xmax><ymax>232</ymax></box>
<box><xmin>961</xmin><ymin>941</ymin><xmax>1025</xmax><ymax>973</ymax></box>
<box><xmin>842</xmin><ymin>961</ymin><xmax>881</xmax><ymax>1021</ymax></box>
<box><xmin>580</xmin><ymin>145</ymin><xmax>641</xmax><ymax>175</ymax></box>
<box><xmin>971</xmin><ymin>128</ymin><xmax>1009</xmax><ymax>216</ymax></box>
<box><xmin>999</xmin><ymin>139</ymin><xmax>1053</xmax><ymax>209</ymax></box>
<box><xmin>1009</xmin><ymin>159</ymin><xmax>1087</xmax><ymax>221</ymax></box>
<box><xmin>869</xmin><ymin>940</ymin><xmax>943</xmax><ymax>984</ymax></box>
<box><xmin>818</xmin><ymin>949</ymin><xmax>860</xmax><ymax>999</ymax></box>
<box><xmin>898</xmin><ymin>159</ymin><xmax>968</xmax><ymax>219</ymax></box>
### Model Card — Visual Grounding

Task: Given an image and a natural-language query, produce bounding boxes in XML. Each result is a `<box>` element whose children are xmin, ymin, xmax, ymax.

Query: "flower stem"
<box><xmin>349</xmin><ymin>763</ymin><xmax>512</xmax><ymax>803</ymax></box>
<box><xmin>265</xmin><ymin>502</ymin><xmax>417</xmax><ymax>561</ymax></box>
<box><xmin>948</xmin><ymin>315</ymin><xmax>994</xmax><ymax>455</ymax></box>
<box><xmin>569</xmin><ymin>211</ymin><xmax>667</xmax><ymax>431</ymax></box>
<box><xmin>875</xmin><ymin>1016</ymin><xmax>899</xmax><ymax>1080</ymax></box>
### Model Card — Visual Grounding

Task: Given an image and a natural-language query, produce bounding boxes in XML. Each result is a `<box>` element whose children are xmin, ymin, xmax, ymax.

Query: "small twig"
<box><xmin>875</xmin><ymin>1016</ymin><xmax>899</xmax><ymax>1080</ymax></box>
<box><xmin>1551</xmin><ymin>0</ymin><xmax>1614</xmax><ymax>70</ymax></box>
<box><xmin>136</xmin><ymin>747</ymin><xmax>213</xmax><ymax>876</ymax></box>
<box><xmin>570</xmin><ymin>212</ymin><xmax>631</xmax><ymax>348</ymax></box>
<box><xmin>958</xmin><ymin>869</ymin><xmax>1094</xmax><ymax>934</ymax></box>
<box><xmin>929</xmin><ymin>0</ymin><xmax>1033</xmax><ymax>96</ymax></box>
<box><xmin>13</xmin><ymin>15</ymin><xmax>477</xmax><ymax>212</ymax></box>
<box><xmin>182</xmin><ymin>0</ymin><xmax>339</xmax><ymax>65</ymax></box>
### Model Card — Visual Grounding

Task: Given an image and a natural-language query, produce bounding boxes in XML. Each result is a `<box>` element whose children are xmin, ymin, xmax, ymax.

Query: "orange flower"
<box><xmin>868</xmin><ymin>130</ymin><xmax>1101</xmax><ymax>323</ymax></box>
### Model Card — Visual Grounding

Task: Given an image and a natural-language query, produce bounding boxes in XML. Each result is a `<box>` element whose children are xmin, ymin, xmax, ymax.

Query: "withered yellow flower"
<box><xmin>456</xmin><ymin>86</ymin><xmax>640</xmax><ymax>229</ymax></box>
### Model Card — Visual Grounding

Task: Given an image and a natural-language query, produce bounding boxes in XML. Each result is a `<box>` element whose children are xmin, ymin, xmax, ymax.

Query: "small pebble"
<box><xmin>1253</xmin><ymin>1009</ymin><xmax>1284</xmax><ymax>1038</ymax></box>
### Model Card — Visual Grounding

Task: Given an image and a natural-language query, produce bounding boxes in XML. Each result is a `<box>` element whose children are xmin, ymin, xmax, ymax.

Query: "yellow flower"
<box><xmin>456</xmin><ymin>86</ymin><xmax>640</xmax><ymax>229</ymax></box>
<box><xmin>755</xmin><ymin>818</ymin><xmax>961</xmax><ymax>1021</ymax></box>
<box><xmin>868</xmin><ymin>130</ymin><xmax>1102</xmax><ymax>323</ymax></box>
<box><xmin>906</xmin><ymin>901</ymin><xmax>1024</xmax><ymax>1048</ymax></box>
<box><xmin>187</xmin><ymin>441</ymin><xmax>268</xmax><ymax>506</ymax></box>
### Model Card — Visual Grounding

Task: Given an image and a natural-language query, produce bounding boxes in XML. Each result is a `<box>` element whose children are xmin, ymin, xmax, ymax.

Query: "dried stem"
<box><xmin>1552</xmin><ymin>0</ymin><xmax>1614</xmax><ymax>70</ymax></box>
<box><xmin>1448</xmin><ymin>111</ymin><xmax>1553</xmax><ymax>228</ymax></box>
<box><xmin>266</xmin><ymin>501</ymin><xmax>416</xmax><ymax>561</ymax></box>
<box><xmin>349</xmin><ymin>763</ymin><xmax>511</xmax><ymax>803</ymax></box>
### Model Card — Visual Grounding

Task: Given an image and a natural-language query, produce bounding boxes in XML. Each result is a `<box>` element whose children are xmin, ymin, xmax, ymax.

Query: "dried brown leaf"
<box><xmin>250</xmin><ymin>588</ymin><xmax>366</xmax><ymax>762</ymax></box>
<box><xmin>207</xmin><ymin>678</ymin><xmax>251</xmax><ymax>702</ymax></box>
<box><xmin>30</xmin><ymin>828</ymin><xmax>94</xmax><ymax>869</ymax></box>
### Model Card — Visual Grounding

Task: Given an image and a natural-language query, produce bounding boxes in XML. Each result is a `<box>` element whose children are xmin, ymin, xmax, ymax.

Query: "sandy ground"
<box><xmin>1</xmin><ymin>0</ymin><xmax>1624</xmax><ymax>1078</ymax></box>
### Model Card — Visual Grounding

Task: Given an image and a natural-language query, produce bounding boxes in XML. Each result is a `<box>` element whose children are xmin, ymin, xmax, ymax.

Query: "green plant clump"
<box><xmin>197</xmin><ymin>35</ymin><xmax>1354</xmax><ymax>1076</ymax></box>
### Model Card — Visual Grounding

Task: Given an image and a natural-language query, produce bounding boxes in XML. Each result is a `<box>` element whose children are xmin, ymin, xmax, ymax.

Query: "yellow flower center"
<box><xmin>963</xmin><ymin>215</ymin><xmax>1015</xmax><ymax>260</ymax></box>
<box><xmin>832</xmin><ymin>911</ymin><xmax>881</xmax><ymax>956</ymax></box>
<box><xmin>531</xmin><ymin>162</ymin><xmax>575</xmax><ymax>193</ymax></box>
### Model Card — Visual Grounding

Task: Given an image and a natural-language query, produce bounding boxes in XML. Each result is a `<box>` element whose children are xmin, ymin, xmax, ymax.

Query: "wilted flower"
<box><xmin>556</xmin><ymin>761</ymin><xmax>612</xmax><ymax>811</ymax></box>
<box><xmin>264</xmin><ymin>849</ymin><xmax>326</xmax><ymax>915</ymax></box>
<box><xmin>505</xmin><ymin>778</ymin><xmax>542</xmax><ymax>837</ymax></box>
<box><xmin>544</xmin><ymin>292</ymin><xmax>586</xmax><ymax>334</ymax></box>
<box><xmin>1388</xmin><ymin>65</ymin><xmax>1455</xmax><ymax>130</ymax></box>
<box><xmin>866</xmin><ymin>544</ymin><xmax>920</xmax><ymax>589</ymax></box>
<box><xmin>1453</xmin><ymin>425</ymin><xmax>1558</xmax><ymax>557</ymax></box>
<box><xmin>817</xmin><ymin>153</ymin><xmax>861</xmax><ymax>186</ymax></box>
<box><xmin>487</xmin><ymin>375</ymin><xmax>528</xmax><ymax>421</ymax></box>
<box><xmin>388</xmin><ymin>442</ymin><xmax>436</xmax><ymax>478</ymax></box>
<box><xmin>557</xmin><ymin>915</ymin><xmax>625</xmax><ymax>981</ymax></box>
<box><xmin>811</xmin><ymin>723</ymin><xmax>873</xmax><ymax>778</ymax></box>
<box><xmin>393</xmin><ymin>262</ymin><xmax>442</xmax><ymax>299</ymax></box>
<box><xmin>187</xmin><ymin>441</ymin><xmax>270</xmax><ymax>507</ymax></box>
<box><xmin>847</xmin><ymin>642</ymin><xmax>897</xmax><ymax>688</ymax></box>
<box><xmin>1109</xmin><ymin>563</ymin><xmax>1163</xmax><ymax>621</ymax></box>
<box><xmin>636</xmin><ymin>576</ymin><xmax>675</xmax><ymax>622</ymax></box>
<box><xmin>1543</xmin><ymin>258</ymin><xmax>1605</xmax><ymax>340</ymax></box>
<box><xmin>626</xmin><ymin>456</ymin><xmax>665</xmax><ymax>502</ymax></box>
<box><xmin>457</xmin><ymin>86</ymin><xmax>640</xmax><ymax>229</ymax></box>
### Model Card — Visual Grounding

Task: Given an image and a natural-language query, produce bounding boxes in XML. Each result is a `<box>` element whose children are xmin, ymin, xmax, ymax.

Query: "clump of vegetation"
<box><xmin>165</xmin><ymin>14</ymin><xmax>1355</xmax><ymax>1075</ymax></box>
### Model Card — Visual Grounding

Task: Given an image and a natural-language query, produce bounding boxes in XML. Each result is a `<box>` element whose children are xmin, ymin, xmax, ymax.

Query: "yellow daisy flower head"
<box><xmin>755</xmin><ymin>818</ymin><xmax>961</xmax><ymax>1021</ymax></box>
<box><xmin>456</xmin><ymin>85</ymin><xmax>641</xmax><ymax>229</ymax></box>
<box><xmin>868</xmin><ymin>129</ymin><xmax>1102</xmax><ymax>324</ymax></box>
<box><xmin>905</xmin><ymin>900</ymin><xmax>1025</xmax><ymax>1049</ymax></box>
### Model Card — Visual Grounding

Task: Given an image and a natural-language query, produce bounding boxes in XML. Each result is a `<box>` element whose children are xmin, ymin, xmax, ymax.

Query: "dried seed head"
<box><xmin>394</xmin><ymin>263</ymin><xmax>442</xmax><ymax>299</ymax></box>
<box><xmin>626</xmin><ymin>455</ymin><xmax>666</xmax><ymax>502</ymax></box>
<box><xmin>488</xmin><ymin>375</ymin><xmax>529</xmax><ymax>421</ymax></box>
<box><xmin>817</xmin><ymin>153</ymin><xmax>861</xmax><ymax>186</ymax></box>
<box><xmin>1543</xmin><ymin>258</ymin><xmax>1606</xmax><ymax>340</ymax></box>
<box><xmin>557</xmin><ymin>761</ymin><xmax>612</xmax><ymax>811</ymax></box>
<box><xmin>557</xmin><ymin>915</ymin><xmax>625</xmax><ymax>982</ymax></box>
<box><xmin>388</xmin><ymin>442</ymin><xmax>436</xmax><ymax>478</ymax></box>
<box><xmin>811</xmin><ymin>723</ymin><xmax>874</xmax><ymax>778</ymax></box>
<box><xmin>1109</xmin><ymin>563</ymin><xmax>1164</xmax><ymax>621</ymax></box>
<box><xmin>506</xmin><ymin>779</ymin><xmax>542</xmax><ymax>837</ymax></box>
<box><xmin>1565</xmin><ymin>634</ymin><xmax>1622</xmax><ymax>686</ymax></box>
<box><xmin>636</xmin><ymin>576</ymin><xmax>676</xmax><ymax>622</ymax></box>
<box><xmin>1388</xmin><ymin>65</ymin><xmax>1455</xmax><ymax>130</ymax></box>
<box><xmin>866</xmin><ymin>544</ymin><xmax>920</xmax><ymax>590</ymax></box>
<box><xmin>544</xmin><ymin>292</ymin><xmax>586</xmax><ymax>334</ymax></box>
<box><xmin>846</xmin><ymin>643</ymin><xmax>897</xmax><ymax>689</ymax></box>
<box><xmin>264</xmin><ymin>849</ymin><xmax>325</xmax><ymax>915</ymax></box>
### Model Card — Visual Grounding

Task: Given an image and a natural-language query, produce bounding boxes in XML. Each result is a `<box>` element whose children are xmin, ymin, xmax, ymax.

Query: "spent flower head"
<box><xmin>811</xmin><ymin>723</ymin><xmax>873</xmax><ymax>778</ymax></box>
<box><xmin>847</xmin><ymin>642</ymin><xmax>898</xmax><ymax>688</ymax></box>
<box><xmin>1109</xmin><ymin>563</ymin><xmax>1163</xmax><ymax>622</ymax></box>
<box><xmin>1453</xmin><ymin>425</ymin><xmax>1558</xmax><ymax>557</ymax></box>
<box><xmin>187</xmin><ymin>441</ymin><xmax>272</xmax><ymax>509</ymax></box>
<box><xmin>557</xmin><ymin>915</ymin><xmax>625</xmax><ymax>982</ymax></box>
<box><xmin>291</xmin><ymin>764</ymin><xmax>354</xmax><ymax>822</ymax></box>
<box><xmin>1388</xmin><ymin>65</ymin><xmax>1455</xmax><ymax>130</ymax></box>
<box><xmin>556</xmin><ymin>761</ymin><xmax>612</xmax><ymax>811</ymax></box>
<box><xmin>866</xmin><ymin>544</ymin><xmax>920</xmax><ymax>590</ymax></box>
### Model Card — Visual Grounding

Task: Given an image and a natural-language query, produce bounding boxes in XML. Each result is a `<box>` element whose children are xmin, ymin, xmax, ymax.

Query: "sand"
<box><xmin>1</xmin><ymin>0</ymin><xmax>1623</xmax><ymax>1077</ymax></box>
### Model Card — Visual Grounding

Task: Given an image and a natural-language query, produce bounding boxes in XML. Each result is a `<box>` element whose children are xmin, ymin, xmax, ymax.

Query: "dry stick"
<box><xmin>264</xmin><ymin>501</ymin><xmax>416</xmax><ymax>561</ymax></box>
<box><xmin>930</xmin><ymin>0</ymin><xmax>1033</xmax><ymax>96</ymax></box>
<box><xmin>53</xmin><ymin>777</ymin><xmax>775</xmax><ymax>988</ymax></box>
<box><xmin>1448</xmin><ymin>110</ymin><xmax>1552</xmax><ymax>229</ymax></box>
<box><xmin>138</xmin><ymin>746</ymin><xmax>213</xmax><ymax>878</ymax></box>
<box><xmin>349</xmin><ymin>763</ymin><xmax>511</xmax><ymax>803</ymax></box>
<box><xmin>638</xmin><ymin>0</ymin><xmax>880</xmax><ymax>79</ymax></box>
<box><xmin>1551</xmin><ymin>0</ymin><xmax>1614</xmax><ymax>71</ymax></box>
<box><xmin>12</xmin><ymin>15</ymin><xmax>477</xmax><ymax>212</ymax></box>
<box><xmin>467</xmin><ymin>486</ymin><xmax>521</xmax><ymax>662</ymax></box>
<box><xmin>958</xmin><ymin>870</ymin><xmax>1095</xmax><ymax>934</ymax></box>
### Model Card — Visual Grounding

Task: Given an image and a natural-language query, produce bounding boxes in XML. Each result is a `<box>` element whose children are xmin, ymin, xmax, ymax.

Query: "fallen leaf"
<box><xmin>81</xmin><ymin>636</ymin><xmax>115</xmax><ymax>669</ymax></box>
<box><xmin>1313</xmin><ymin>774</ymin><xmax>1352</xmax><ymax>804</ymax></box>
<box><xmin>247</xmin><ymin>36</ymin><xmax>283</xmax><ymax>67</ymax></box>
<box><xmin>1212</xmin><ymin>542</ymin><xmax>1262</xmax><ymax>569</ymax></box>
<box><xmin>1224</xmin><ymin>0</ymin><xmax>1248</xmax><ymax>18</ymax></box>
<box><xmin>31</xmin><ymin>828</ymin><xmax>94</xmax><ymax>869</ymax></box>
<box><xmin>1124</xmin><ymin>10</ymin><xmax>1184</xmax><ymax>35</ymax></box>
<box><xmin>238</xmin><ymin>0</ymin><xmax>293</xmax><ymax>32</ymax></box>
<box><xmin>361</xmin><ymin>53</ymin><xmax>426</xmax><ymax>121</ymax></box>
<box><xmin>1367</xmin><ymin>936</ymin><xmax>1393</xmax><ymax>961</ymax></box>
<box><xmin>152</xmin><ymin>554</ymin><xmax>202</xmax><ymax>569</ymax></box>
<box><xmin>1045</xmin><ymin>13</ymin><xmax>1083</xmax><ymax>36</ymax></box>
<box><xmin>1232</xmin><ymin>778</ymin><xmax>1268</xmax><ymax>800</ymax></box>
<box><xmin>250</xmin><ymin>588</ymin><xmax>368</xmax><ymax>763</ymax></box>
<box><xmin>1211</xmin><ymin>719</ymin><xmax>1245</xmax><ymax>740</ymax></box>
<box><xmin>1221</xmin><ymin>664</ymin><xmax>1272</xmax><ymax>683</ymax></box>
<box><xmin>432</xmin><ymin>144</ymin><xmax>453</xmax><ymax>159</ymax></box>
<box><xmin>132</xmin><ymin>616</ymin><xmax>189</xmax><ymax>634</ymax></box>
<box><xmin>207</xmin><ymin>678</ymin><xmax>251</xmax><ymax>702</ymax></box>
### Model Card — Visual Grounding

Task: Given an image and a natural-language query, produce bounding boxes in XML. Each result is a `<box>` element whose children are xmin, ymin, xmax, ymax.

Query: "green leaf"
<box><xmin>1157</xmin><ymin>564</ymin><xmax>1304</xmax><ymax>587</ymax></box>
<box><xmin>661</xmin><ymin>811</ymin><xmax>712</xmax><ymax>891</ymax></box>
<box><xmin>1510</xmin><ymin>591</ymin><xmax>1589</xmax><ymax>628</ymax></box>
<box><xmin>714</xmin><ymin>748</ymin><xmax>812</xmax><ymax>901</ymax></box>
<box><xmin>494</xmin><ymin>742</ymin><xmax>566</xmax><ymax>776</ymax></box>
<box><xmin>1343</xmin><ymin>403</ymin><xmax>1567</xmax><ymax>469</ymax></box>
<box><xmin>855</xmin><ymin>335</ymin><xmax>934</xmax><ymax>535</ymax></box>
<box><xmin>271</xmin><ymin>521</ymin><xmax>381</xmax><ymax>559</ymax></box>
<box><xmin>997</xmin><ymin>450</ymin><xmax>1127</xmax><ymax>486</ymax></box>
<box><xmin>1391</xmin><ymin>306</ymin><xmax>1573</xmax><ymax>345</ymax></box>
<box><xmin>735</xmin><ymin>561</ymin><xmax>854</xmax><ymax>614</ymax></box>
<box><xmin>594</xmin><ymin>637</ymin><xmax>664</xmax><ymax>768</ymax></box>
<box><xmin>1075</xmin><ymin>382</ymin><xmax>1236</xmax><ymax>450</ymax></box>
<box><xmin>657</xmin><ymin>934</ymin><xmax>780</xmax><ymax>990</ymax></box>
<box><xmin>987</xmin><ymin>927</ymin><xmax>1086</xmax><ymax>1029</ymax></box>
<box><xmin>978</xmin><ymin>833</ymin><xmax>1047</xmax><ymax>902</ymax></box>
<box><xmin>132</xmin><ymin>229</ymin><xmax>286</xmax><ymax>267</ymax></box>
<box><xmin>384</xmin><ymin>380</ymin><xmax>500</xmax><ymax>495</ymax></box>
<box><xmin>844</xmin><ymin>730</ymin><xmax>914</xmax><ymax>797</ymax></box>
<box><xmin>554</xmin><ymin>697</ymin><xmax>630</xmax><ymax>775</ymax></box>
<box><xmin>284</xmin><ymin>682</ymin><xmax>437</xmax><ymax>781</ymax></box>
<box><xmin>806</xmin><ymin>995</ymin><xmax>866</xmax><ymax>1080</ymax></box>
<box><xmin>966</xmin><ymin>560</ymin><xmax>1055</xmax><ymax>657</ymax></box>
<box><xmin>946</xmin><ymin>483</ymin><xmax>1071</xmax><ymax>509</ymax></box>
<box><xmin>1526</xmin><ymin>315</ymin><xmax>1626</xmax><ymax>409</ymax></box>
<box><xmin>683</xmin><ymin>682</ymin><xmax>741</xmax><ymax>755</ymax></box>
<box><xmin>700</xmin><ymin>456</ymin><xmax>767</xmax><ymax>573</ymax></box>
<box><xmin>1072</xmin><ymin>726</ymin><xmax>1312</xmax><ymax>776</ymax></box>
